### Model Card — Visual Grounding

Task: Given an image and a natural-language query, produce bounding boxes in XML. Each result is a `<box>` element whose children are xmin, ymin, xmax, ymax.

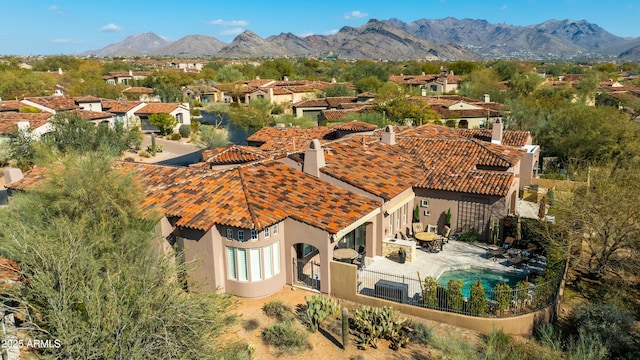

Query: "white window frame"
<box><xmin>402</xmin><ymin>203</ymin><xmax>408</xmax><ymax>225</ymax></box>
<box><xmin>264</xmin><ymin>226</ymin><xmax>270</xmax><ymax>238</ymax></box>
<box><xmin>226</xmin><ymin>228</ymin><xmax>233</xmax><ymax>240</ymax></box>
<box><xmin>237</xmin><ymin>248</ymin><xmax>248</xmax><ymax>282</ymax></box>
<box><xmin>272</xmin><ymin>223</ymin><xmax>278</xmax><ymax>235</ymax></box>
<box><xmin>263</xmin><ymin>245</ymin><xmax>273</xmax><ymax>279</ymax></box>
<box><xmin>237</xmin><ymin>230</ymin><xmax>245</xmax><ymax>242</ymax></box>
<box><xmin>421</xmin><ymin>199</ymin><xmax>429</xmax><ymax>207</ymax></box>
<box><xmin>272</xmin><ymin>241</ymin><xmax>280</xmax><ymax>275</ymax></box>
<box><xmin>250</xmin><ymin>230</ymin><xmax>258</xmax><ymax>240</ymax></box>
<box><xmin>226</xmin><ymin>247</ymin><xmax>237</xmax><ymax>280</ymax></box>
<box><xmin>250</xmin><ymin>248</ymin><xmax>261</xmax><ymax>281</ymax></box>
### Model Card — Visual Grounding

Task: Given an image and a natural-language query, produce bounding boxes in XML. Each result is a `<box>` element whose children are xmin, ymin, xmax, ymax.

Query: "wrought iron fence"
<box><xmin>357</xmin><ymin>266</ymin><xmax>563</xmax><ymax>317</ymax></box>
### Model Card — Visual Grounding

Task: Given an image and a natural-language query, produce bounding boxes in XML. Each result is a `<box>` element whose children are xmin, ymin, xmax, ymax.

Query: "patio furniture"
<box><xmin>412</xmin><ymin>222</ymin><xmax>424</xmax><ymax>235</ymax></box>
<box><xmin>333</xmin><ymin>248</ymin><xmax>359</xmax><ymax>263</ymax></box>
<box><xmin>426</xmin><ymin>224</ymin><xmax>438</xmax><ymax>233</ymax></box>
<box><xmin>486</xmin><ymin>247</ymin><xmax>505</xmax><ymax>261</ymax></box>
<box><xmin>502</xmin><ymin>236</ymin><xmax>515</xmax><ymax>249</ymax></box>
<box><xmin>415</xmin><ymin>231</ymin><xmax>439</xmax><ymax>252</ymax></box>
<box><xmin>352</xmin><ymin>252</ymin><xmax>366</xmax><ymax>269</ymax></box>
<box><xmin>437</xmin><ymin>225</ymin><xmax>451</xmax><ymax>244</ymax></box>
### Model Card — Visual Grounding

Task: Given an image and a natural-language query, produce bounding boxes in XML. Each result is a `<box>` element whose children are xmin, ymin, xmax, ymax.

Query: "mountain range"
<box><xmin>82</xmin><ymin>18</ymin><xmax>640</xmax><ymax>61</ymax></box>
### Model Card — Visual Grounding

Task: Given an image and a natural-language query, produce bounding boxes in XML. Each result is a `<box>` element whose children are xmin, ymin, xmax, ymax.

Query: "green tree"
<box><xmin>214</xmin><ymin>65</ymin><xmax>245</xmax><ymax>83</ymax></box>
<box><xmin>198</xmin><ymin>124</ymin><xmax>230</xmax><ymax>149</ymax></box>
<box><xmin>469</xmin><ymin>279</ymin><xmax>488</xmax><ymax>315</ymax></box>
<box><xmin>324</xmin><ymin>84</ymin><xmax>354</xmax><ymax>97</ymax></box>
<box><xmin>355</xmin><ymin>75</ymin><xmax>383</xmax><ymax>93</ymax></box>
<box><xmin>149</xmin><ymin>113</ymin><xmax>178</xmax><ymax>136</ymax></box>
<box><xmin>0</xmin><ymin>153</ymin><xmax>238</xmax><ymax>359</ymax></box>
<box><xmin>422</xmin><ymin>276</ymin><xmax>438</xmax><ymax>307</ymax></box>
<box><xmin>228</xmin><ymin>98</ymin><xmax>273</xmax><ymax>132</ymax></box>
<box><xmin>447</xmin><ymin>61</ymin><xmax>478</xmax><ymax>75</ymax></box>
<box><xmin>447</xmin><ymin>279</ymin><xmax>465</xmax><ymax>311</ymax></box>
<box><xmin>494</xmin><ymin>282</ymin><xmax>512</xmax><ymax>316</ymax></box>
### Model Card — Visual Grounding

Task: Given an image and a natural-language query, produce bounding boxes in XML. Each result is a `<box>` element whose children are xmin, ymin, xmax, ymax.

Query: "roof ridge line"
<box><xmin>237</xmin><ymin>168</ymin><xmax>261</xmax><ymax>230</ymax></box>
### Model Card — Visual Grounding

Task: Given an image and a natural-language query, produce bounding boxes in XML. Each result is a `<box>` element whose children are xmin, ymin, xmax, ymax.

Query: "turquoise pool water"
<box><xmin>437</xmin><ymin>268</ymin><xmax>525</xmax><ymax>298</ymax></box>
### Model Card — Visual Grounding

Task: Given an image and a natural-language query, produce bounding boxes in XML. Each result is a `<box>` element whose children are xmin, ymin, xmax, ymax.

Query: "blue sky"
<box><xmin>1</xmin><ymin>0</ymin><xmax>639</xmax><ymax>55</ymax></box>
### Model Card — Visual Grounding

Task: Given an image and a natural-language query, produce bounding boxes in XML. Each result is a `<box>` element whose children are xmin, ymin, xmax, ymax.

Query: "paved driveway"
<box><xmin>135</xmin><ymin>135</ymin><xmax>202</xmax><ymax>166</ymax></box>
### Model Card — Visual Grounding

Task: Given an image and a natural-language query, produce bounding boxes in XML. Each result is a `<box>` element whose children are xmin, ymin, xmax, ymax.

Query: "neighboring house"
<box><xmin>389</xmin><ymin>73</ymin><xmax>461</xmax><ymax>94</ymax></box>
<box><xmin>0</xmin><ymin>112</ymin><xmax>53</xmax><ymax>142</ymax></box>
<box><xmin>197</xmin><ymin>145</ymin><xmax>272</xmax><ymax>171</ymax></box>
<box><xmin>21</xmin><ymin>95</ymin><xmax>79</xmax><ymax>114</ymax></box>
<box><xmin>0</xmin><ymin>100</ymin><xmax>27</xmax><ymax>112</ymax></box>
<box><xmin>134</xmin><ymin>102</ymin><xmax>191</xmax><ymax>133</ymax></box>
<box><xmin>67</xmin><ymin>109</ymin><xmax>116</xmax><ymax>127</ymax></box>
<box><xmin>292</xmin><ymin>95</ymin><xmax>374</xmax><ymax>122</ymax></box>
<box><xmin>244</xmin><ymin>79</ymin><xmax>355</xmax><ymax>105</ymax></box>
<box><xmin>101</xmin><ymin>100</ymin><xmax>146</xmax><ymax>127</ymax></box>
<box><xmin>122</xmin><ymin>87</ymin><xmax>161</xmax><ymax>103</ymax></box>
<box><xmin>183</xmin><ymin>85</ymin><xmax>225</xmax><ymax>104</ymax></box>
<box><xmin>102</xmin><ymin>70</ymin><xmax>153</xmax><ymax>85</ymax></box>
<box><xmin>246</xmin><ymin>125</ymin><xmax>337</xmax><ymax>151</ymax></box>
<box><xmin>424</xmin><ymin>95</ymin><xmax>504</xmax><ymax>129</ymax></box>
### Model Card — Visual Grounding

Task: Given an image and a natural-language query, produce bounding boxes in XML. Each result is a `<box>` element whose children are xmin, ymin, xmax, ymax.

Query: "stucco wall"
<box><xmin>284</xmin><ymin>218</ymin><xmax>333</xmax><ymax>293</ymax></box>
<box><xmin>178</xmin><ymin>227</ymin><xmax>219</xmax><ymax>293</ymax></box>
<box><xmin>330</xmin><ymin>261</ymin><xmax>555</xmax><ymax>336</ymax></box>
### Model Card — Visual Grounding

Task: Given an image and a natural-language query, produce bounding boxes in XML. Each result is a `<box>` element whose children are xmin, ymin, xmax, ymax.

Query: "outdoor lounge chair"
<box><xmin>486</xmin><ymin>247</ymin><xmax>505</xmax><ymax>261</ymax></box>
<box><xmin>412</xmin><ymin>222</ymin><xmax>424</xmax><ymax>235</ymax></box>
<box><xmin>507</xmin><ymin>255</ymin><xmax>530</xmax><ymax>267</ymax></box>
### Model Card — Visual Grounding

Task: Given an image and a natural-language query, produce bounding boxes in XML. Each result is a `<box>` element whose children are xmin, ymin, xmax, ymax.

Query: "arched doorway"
<box><xmin>458</xmin><ymin>119</ymin><xmax>469</xmax><ymax>129</ymax></box>
<box><xmin>292</xmin><ymin>243</ymin><xmax>321</xmax><ymax>291</ymax></box>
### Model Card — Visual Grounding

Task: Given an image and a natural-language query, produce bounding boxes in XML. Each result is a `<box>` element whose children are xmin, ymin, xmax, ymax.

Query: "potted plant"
<box><xmin>413</xmin><ymin>204</ymin><xmax>420</xmax><ymax>222</ymax></box>
<box><xmin>398</xmin><ymin>248</ymin><xmax>407</xmax><ymax>264</ymax></box>
<box><xmin>444</xmin><ymin>208</ymin><xmax>452</xmax><ymax>227</ymax></box>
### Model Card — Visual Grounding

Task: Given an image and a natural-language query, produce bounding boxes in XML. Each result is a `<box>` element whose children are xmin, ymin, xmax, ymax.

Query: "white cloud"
<box><xmin>100</xmin><ymin>23</ymin><xmax>122</xmax><ymax>32</ymax></box>
<box><xmin>298</xmin><ymin>31</ymin><xmax>315</xmax><ymax>37</ymax></box>
<box><xmin>51</xmin><ymin>38</ymin><xmax>72</xmax><ymax>43</ymax></box>
<box><xmin>48</xmin><ymin>5</ymin><xmax>58</xmax><ymax>11</ymax></box>
<box><xmin>501</xmin><ymin>5</ymin><xmax>508</xmax><ymax>10</ymax></box>
<box><xmin>344</xmin><ymin>10</ymin><xmax>367</xmax><ymax>19</ymax></box>
<box><xmin>220</xmin><ymin>28</ymin><xmax>244</xmax><ymax>36</ymax></box>
<box><xmin>209</xmin><ymin>19</ymin><xmax>249</xmax><ymax>27</ymax></box>
<box><xmin>324</xmin><ymin>29</ymin><xmax>339</xmax><ymax>35</ymax></box>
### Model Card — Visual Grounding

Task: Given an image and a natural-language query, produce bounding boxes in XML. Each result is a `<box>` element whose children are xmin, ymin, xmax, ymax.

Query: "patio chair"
<box><xmin>438</xmin><ymin>225</ymin><xmax>451</xmax><ymax>244</ymax></box>
<box><xmin>427</xmin><ymin>224</ymin><xmax>438</xmax><ymax>233</ymax></box>
<box><xmin>412</xmin><ymin>222</ymin><xmax>424</xmax><ymax>235</ymax></box>
<box><xmin>486</xmin><ymin>247</ymin><xmax>505</xmax><ymax>261</ymax></box>
<box><xmin>352</xmin><ymin>252</ymin><xmax>366</xmax><ymax>270</ymax></box>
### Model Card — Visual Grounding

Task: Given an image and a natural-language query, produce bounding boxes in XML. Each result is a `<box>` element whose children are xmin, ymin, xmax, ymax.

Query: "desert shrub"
<box><xmin>430</xmin><ymin>333</ymin><xmax>477</xmax><ymax>358</ymax></box>
<box><xmin>447</xmin><ymin>279</ymin><xmax>465</xmax><ymax>311</ymax></box>
<box><xmin>570</xmin><ymin>303</ymin><xmax>634</xmax><ymax>357</ymax></box>
<box><xmin>566</xmin><ymin>328</ymin><xmax>608</xmax><ymax>360</ymax></box>
<box><xmin>190</xmin><ymin>120</ymin><xmax>200</xmax><ymax>134</ymax></box>
<box><xmin>410</xmin><ymin>321</ymin><xmax>431</xmax><ymax>344</ymax></box>
<box><xmin>218</xmin><ymin>342</ymin><xmax>255</xmax><ymax>360</ymax></box>
<box><xmin>422</xmin><ymin>276</ymin><xmax>438</xmax><ymax>307</ymax></box>
<box><xmin>191</xmin><ymin>108</ymin><xmax>201</xmax><ymax>117</ymax></box>
<box><xmin>169</xmin><ymin>132</ymin><xmax>182</xmax><ymax>141</ymax></box>
<box><xmin>458</xmin><ymin>228</ymin><xmax>480</xmax><ymax>242</ymax></box>
<box><xmin>540</xmin><ymin>172</ymin><xmax>566</xmax><ymax>180</ymax></box>
<box><xmin>261</xmin><ymin>321</ymin><xmax>309</xmax><ymax>354</ymax></box>
<box><xmin>350</xmin><ymin>306</ymin><xmax>410</xmax><ymax>350</ymax></box>
<box><xmin>178</xmin><ymin>124</ymin><xmax>191</xmax><ymax>138</ymax></box>
<box><xmin>534</xmin><ymin>323</ymin><xmax>562</xmax><ymax>352</ymax></box>
<box><xmin>138</xmin><ymin>150</ymin><xmax>151</xmax><ymax>158</ymax></box>
<box><xmin>262</xmin><ymin>300</ymin><xmax>292</xmax><ymax>321</ymax></box>
<box><xmin>469</xmin><ymin>279</ymin><xmax>488</xmax><ymax>315</ymax></box>
<box><xmin>146</xmin><ymin>143</ymin><xmax>163</xmax><ymax>153</ymax></box>
<box><xmin>242</xmin><ymin>318</ymin><xmax>260</xmax><ymax>332</ymax></box>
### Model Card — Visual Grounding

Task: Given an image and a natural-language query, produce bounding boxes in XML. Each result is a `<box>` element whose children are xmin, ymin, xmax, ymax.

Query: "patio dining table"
<box><xmin>414</xmin><ymin>232</ymin><xmax>439</xmax><ymax>251</ymax></box>
<box><xmin>333</xmin><ymin>248</ymin><xmax>359</xmax><ymax>262</ymax></box>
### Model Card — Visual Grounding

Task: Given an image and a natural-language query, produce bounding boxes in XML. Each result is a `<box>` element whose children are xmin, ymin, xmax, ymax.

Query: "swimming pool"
<box><xmin>437</xmin><ymin>268</ymin><xmax>525</xmax><ymax>298</ymax></box>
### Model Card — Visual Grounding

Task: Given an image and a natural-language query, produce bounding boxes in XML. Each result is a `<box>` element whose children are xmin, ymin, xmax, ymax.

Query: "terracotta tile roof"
<box><xmin>331</xmin><ymin>120</ymin><xmax>378</xmax><ymax>132</ymax></box>
<box><xmin>73</xmin><ymin>96</ymin><xmax>102</xmax><ymax>103</ymax></box>
<box><xmin>67</xmin><ymin>109</ymin><xmax>115</xmax><ymax>120</ymax></box>
<box><xmin>429</xmin><ymin>104</ymin><xmax>502</xmax><ymax>118</ymax></box>
<box><xmin>293</xmin><ymin>97</ymin><xmax>357</xmax><ymax>108</ymax></box>
<box><xmin>395</xmin><ymin>137</ymin><xmax>522</xmax><ymax>196</ymax></box>
<box><xmin>123</xmin><ymin>86</ymin><xmax>154</xmax><ymax>94</ymax></box>
<box><xmin>103</xmin><ymin>71</ymin><xmax>153</xmax><ymax>78</ymax></box>
<box><xmin>256</xmin><ymin>137</ymin><xmax>320</xmax><ymax>152</ymax></box>
<box><xmin>23</xmin><ymin>95</ymin><xmax>79</xmax><ymax>111</ymax></box>
<box><xmin>201</xmin><ymin>145</ymin><xmax>269</xmax><ymax>165</ymax></box>
<box><xmin>320</xmin><ymin>109</ymin><xmax>358</xmax><ymax>121</ymax></box>
<box><xmin>313</xmin><ymin>136</ymin><xmax>424</xmax><ymax>201</ymax></box>
<box><xmin>246</xmin><ymin>126</ymin><xmax>336</xmax><ymax>145</ymax></box>
<box><xmin>135</xmin><ymin>103</ymin><xmax>180</xmax><ymax>115</ymax></box>
<box><xmin>357</xmin><ymin>92</ymin><xmax>377</xmax><ymax>98</ymax></box>
<box><xmin>396</xmin><ymin>123</ymin><xmax>464</xmax><ymax>139</ymax></box>
<box><xmin>456</xmin><ymin>129</ymin><xmax>532</xmax><ymax>147</ymax></box>
<box><xmin>0</xmin><ymin>100</ymin><xmax>26</xmax><ymax>112</ymax></box>
<box><xmin>389</xmin><ymin>74</ymin><xmax>439</xmax><ymax>85</ymax></box>
<box><xmin>102</xmin><ymin>100</ymin><xmax>144</xmax><ymax>113</ymax></box>
<box><xmin>9</xmin><ymin>161</ymin><xmax>380</xmax><ymax>234</ymax></box>
<box><xmin>0</xmin><ymin>113</ymin><xmax>51</xmax><ymax>135</ymax></box>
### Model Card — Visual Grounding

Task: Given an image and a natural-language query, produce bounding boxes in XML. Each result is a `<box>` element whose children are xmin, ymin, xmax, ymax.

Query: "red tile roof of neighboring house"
<box><xmin>429</xmin><ymin>104</ymin><xmax>502</xmax><ymax>119</ymax></box>
<box><xmin>0</xmin><ymin>112</ymin><xmax>51</xmax><ymax>135</ymax></box>
<box><xmin>23</xmin><ymin>95</ymin><xmax>79</xmax><ymax>111</ymax></box>
<box><xmin>102</xmin><ymin>100</ymin><xmax>144</xmax><ymax>113</ymax></box>
<box><xmin>0</xmin><ymin>100</ymin><xmax>27</xmax><ymax>112</ymax></box>
<box><xmin>246</xmin><ymin>126</ymin><xmax>336</xmax><ymax>145</ymax></box>
<box><xmin>293</xmin><ymin>97</ymin><xmax>357</xmax><ymax>108</ymax></box>
<box><xmin>389</xmin><ymin>74</ymin><xmax>439</xmax><ymax>85</ymax></box>
<box><xmin>201</xmin><ymin>145</ymin><xmax>269</xmax><ymax>165</ymax></box>
<box><xmin>67</xmin><ymin>109</ymin><xmax>115</xmax><ymax>120</ymax></box>
<box><xmin>123</xmin><ymin>86</ymin><xmax>154</xmax><ymax>94</ymax></box>
<box><xmin>456</xmin><ymin>129</ymin><xmax>532</xmax><ymax>147</ymax></box>
<box><xmin>8</xmin><ymin>161</ymin><xmax>380</xmax><ymax>234</ymax></box>
<box><xmin>74</xmin><ymin>96</ymin><xmax>103</xmax><ymax>103</ymax></box>
<box><xmin>320</xmin><ymin>109</ymin><xmax>359</xmax><ymax>121</ymax></box>
<box><xmin>135</xmin><ymin>103</ymin><xmax>181</xmax><ymax>115</ymax></box>
<box><xmin>331</xmin><ymin>120</ymin><xmax>378</xmax><ymax>132</ymax></box>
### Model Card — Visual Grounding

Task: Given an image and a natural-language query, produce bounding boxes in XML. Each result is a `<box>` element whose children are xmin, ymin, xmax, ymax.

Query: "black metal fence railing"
<box><xmin>356</xmin><ymin>267</ymin><xmax>563</xmax><ymax>317</ymax></box>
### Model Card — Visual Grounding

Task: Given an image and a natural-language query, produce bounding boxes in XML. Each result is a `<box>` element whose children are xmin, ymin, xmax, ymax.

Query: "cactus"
<box><xmin>342</xmin><ymin>308</ymin><xmax>349</xmax><ymax>349</ymax></box>
<box><xmin>350</xmin><ymin>305</ymin><xmax>410</xmax><ymax>351</ymax></box>
<box><xmin>150</xmin><ymin>133</ymin><xmax>156</xmax><ymax>156</ymax></box>
<box><xmin>304</xmin><ymin>295</ymin><xmax>340</xmax><ymax>332</ymax></box>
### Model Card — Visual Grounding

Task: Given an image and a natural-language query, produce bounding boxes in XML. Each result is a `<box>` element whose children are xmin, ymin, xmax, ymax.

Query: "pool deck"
<box><xmin>364</xmin><ymin>240</ymin><xmax>545</xmax><ymax>280</ymax></box>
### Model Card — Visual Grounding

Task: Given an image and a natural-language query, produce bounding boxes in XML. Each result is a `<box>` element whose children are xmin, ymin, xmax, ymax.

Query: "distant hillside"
<box><xmin>81</xmin><ymin>18</ymin><xmax>640</xmax><ymax>60</ymax></box>
<box><xmin>83</xmin><ymin>32</ymin><xmax>169</xmax><ymax>57</ymax></box>
<box><xmin>150</xmin><ymin>35</ymin><xmax>225</xmax><ymax>57</ymax></box>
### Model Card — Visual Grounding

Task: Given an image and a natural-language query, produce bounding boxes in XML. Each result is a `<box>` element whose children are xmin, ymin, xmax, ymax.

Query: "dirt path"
<box><xmin>230</xmin><ymin>286</ymin><xmax>483</xmax><ymax>360</ymax></box>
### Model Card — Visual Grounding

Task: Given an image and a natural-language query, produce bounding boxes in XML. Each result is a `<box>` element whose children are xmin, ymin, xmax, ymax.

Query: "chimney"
<box><xmin>491</xmin><ymin>119</ymin><xmax>503</xmax><ymax>145</ymax></box>
<box><xmin>283</xmin><ymin>76</ymin><xmax>289</xmax><ymax>82</ymax></box>
<box><xmin>129</xmin><ymin>70</ymin><xmax>134</xmax><ymax>77</ymax></box>
<box><xmin>3</xmin><ymin>167</ymin><xmax>24</xmax><ymax>185</ymax></box>
<box><xmin>17</xmin><ymin>121</ymin><xmax>30</xmax><ymax>131</ymax></box>
<box><xmin>303</xmin><ymin>139</ymin><xmax>325</xmax><ymax>177</ymax></box>
<box><xmin>483</xmin><ymin>94</ymin><xmax>490</xmax><ymax>103</ymax></box>
<box><xmin>381</xmin><ymin>125</ymin><xmax>396</xmax><ymax>145</ymax></box>
<box><xmin>58</xmin><ymin>68</ymin><xmax>63</xmax><ymax>75</ymax></box>
<box><xmin>331</xmin><ymin>78</ymin><xmax>336</xmax><ymax>84</ymax></box>
<box><xmin>268</xmin><ymin>87</ymin><xmax>274</xmax><ymax>100</ymax></box>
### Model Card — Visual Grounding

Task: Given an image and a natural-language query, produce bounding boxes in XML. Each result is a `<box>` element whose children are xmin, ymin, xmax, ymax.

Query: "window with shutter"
<box><xmin>226</xmin><ymin>247</ymin><xmax>236</xmax><ymax>280</ymax></box>
<box><xmin>250</xmin><ymin>248</ymin><xmax>261</xmax><ymax>281</ymax></box>
<box><xmin>237</xmin><ymin>248</ymin><xmax>248</xmax><ymax>281</ymax></box>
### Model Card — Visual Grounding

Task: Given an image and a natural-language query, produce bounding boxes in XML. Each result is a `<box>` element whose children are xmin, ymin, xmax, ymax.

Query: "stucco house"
<box><xmin>0</xmin><ymin>112</ymin><xmax>53</xmax><ymax>142</ymax></box>
<box><xmin>389</xmin><ymin>73</ymin><xmax>462</xmax><ymax>94</ymax></box>
<box><xmin>134</xmin><ymin>102</ymin><xmax>191</xmax><ymax>133</ymax></box>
